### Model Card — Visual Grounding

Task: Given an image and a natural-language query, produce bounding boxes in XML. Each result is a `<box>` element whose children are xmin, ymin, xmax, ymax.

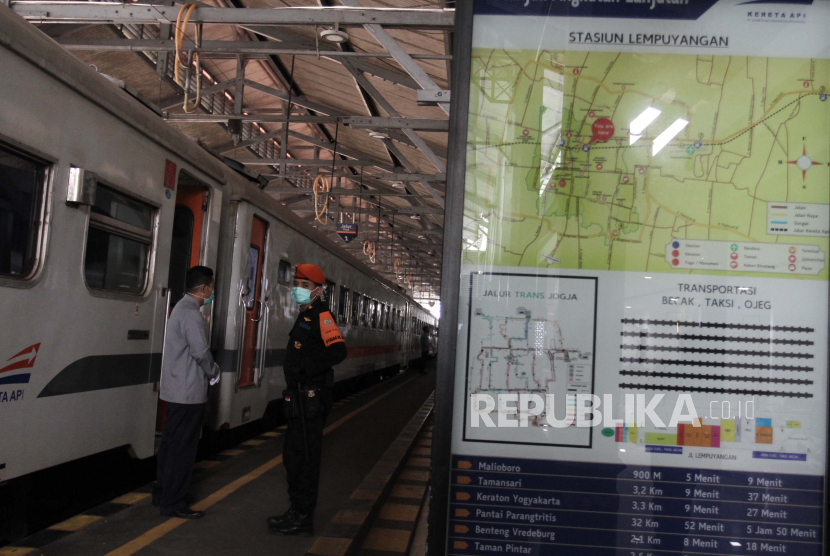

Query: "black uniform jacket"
<box><xmin>283</xmin><ymin>298</ymin><xmax>347</xmax><ymax>388</ymax></box>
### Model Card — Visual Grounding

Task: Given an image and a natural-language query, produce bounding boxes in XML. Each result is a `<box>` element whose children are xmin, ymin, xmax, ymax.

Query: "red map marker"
<box><xmin>589</xmin><ymin>118</ymin><xmax>615</xmax><ymax>145</ymax></box>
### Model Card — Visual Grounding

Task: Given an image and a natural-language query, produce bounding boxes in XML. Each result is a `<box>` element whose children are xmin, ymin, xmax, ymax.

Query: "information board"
<box><xmin>436</xmin><ymin>1</ymin><xmax>830</xmax><ymax>554</ymax></box>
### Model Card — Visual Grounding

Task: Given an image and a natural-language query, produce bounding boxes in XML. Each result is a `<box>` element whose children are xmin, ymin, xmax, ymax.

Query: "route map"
<box><xmin>464</xmin><ymin>273</ymin><xmax>597</xmax><ymax>447</ymax></box>
<box><xmin>463</xmin><ymin>51</ymin><xmax>830</xmax><ymax>279</ymax></box>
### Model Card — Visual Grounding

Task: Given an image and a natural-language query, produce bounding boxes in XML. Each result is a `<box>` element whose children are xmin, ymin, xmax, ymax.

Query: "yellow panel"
<box><xmin>644</xmin><ymin>433</ymin><xmax>677</xmax><ymax>446</ymax></box>
<box><xmin>627</xmin><ymin>426</ymin><xmax>638</xmax><ymax>443</ymax></box>
<box><xmin>721</xmin><ymin>420</ymin><xmax>736</xmax><ymax>442</ymax></box>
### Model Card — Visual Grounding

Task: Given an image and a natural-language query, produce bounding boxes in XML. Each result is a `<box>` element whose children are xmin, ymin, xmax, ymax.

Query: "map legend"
<box><xmin>665</xmin><ymin>240</ymin><xmax>826</xmax><ymax>275</ymax></box>
<box><xmin>767</xmin><ymin>203</ymin><xmax>830</xmax><ymax>237</ymax></box>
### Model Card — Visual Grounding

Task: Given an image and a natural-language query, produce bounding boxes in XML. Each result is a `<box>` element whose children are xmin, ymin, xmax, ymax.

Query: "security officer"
<box><xmin>268</xmin><ymin>264</ymin><xmax>347</xmax><ymax>536</ymax></box>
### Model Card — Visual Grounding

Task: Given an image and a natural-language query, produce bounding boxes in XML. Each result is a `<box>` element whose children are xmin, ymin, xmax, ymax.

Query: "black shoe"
<box><xmin>266</xmin><ymin>506</ymin><xmax>297</xmax><ymax>528</ymax></box>
<box><xmin>162</xmin><ymin>507</ymin><xmax>204</xmax><ymax>519</ymax></box>
<box><xmin>268</xmin><ymin>512</ymin><xmax>313</xmax><ymax>536</ymax></box>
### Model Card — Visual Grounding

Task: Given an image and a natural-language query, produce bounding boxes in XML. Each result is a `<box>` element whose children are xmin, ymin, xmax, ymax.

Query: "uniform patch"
<box><xmin>303</xmin><ymin>316</ymin><xmax>312</xmax><ymax>322</ymax></box>
<box><xmin>319</xmin><ymin>311</ymin><xmax>345</xmax><ymax>347</ymax></box>
<box><xmin>299</xmin><ymin>323</ymin><xmax>311</xmax><ymax>331</ymax></box>
<box><xmin>294</xmin><ymin>341</ymin><xmax>302</xmax><ymax>349</ymax></box>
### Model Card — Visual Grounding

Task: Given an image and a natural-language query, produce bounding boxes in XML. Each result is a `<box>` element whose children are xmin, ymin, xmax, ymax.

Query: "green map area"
<box><xmin>463</xmin><ymin>50</ymin><xmax>830</xmax><ymax>279</ymax></box>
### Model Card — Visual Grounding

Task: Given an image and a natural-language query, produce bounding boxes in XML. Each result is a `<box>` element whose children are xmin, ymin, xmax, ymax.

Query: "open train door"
<box><xmin>156</xmin><ymin>169</ymin><xmax>214</xmax><ymax>431</ymax></box>
<box><xmin>237</xmin><ymin>214</ymin><xmax>268</xmax><ymax>389</ymax></box>
<box><xmin>215</xmin><ymin>200</ymin><xmax>274</xmax><ymax>429</ymax></box>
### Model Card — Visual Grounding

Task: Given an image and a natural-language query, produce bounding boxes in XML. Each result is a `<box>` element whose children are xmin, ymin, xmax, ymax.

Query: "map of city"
<box><xmin>464</xmin><ymin>273</ymin><xmax>596</xmax><ymax>446</ymax></box>
<box><xmin>462</xmin><ymin>50</ymin><xmax>830</xmax><ymax>279</ymax></box>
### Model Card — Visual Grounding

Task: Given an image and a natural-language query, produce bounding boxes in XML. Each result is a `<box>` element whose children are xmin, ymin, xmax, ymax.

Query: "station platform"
<box><xmin>1</xmin><ymin>364</ymin><xmax>436</xmax><ymax>556</ymax></box>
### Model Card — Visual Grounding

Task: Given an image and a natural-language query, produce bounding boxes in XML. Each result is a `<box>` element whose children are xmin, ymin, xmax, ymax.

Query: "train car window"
<box><xmin>378</xmin><ymin>303</ymin><xmax>385</xmax><ymax>329</ymax></box>
<box><xmin>277</xmin><ymin>259</ymin><xmax>292</xmax><ymax>285</ymax></box>
<box><xmin>390</xmin><ymin>308</ymin><xmax>397</xmax><ymax>331</ymax></box>
<box><xmin>325</xmin><ymin>280</ymin><xmax>336</xmax><ymax>314</ymax></box>
<box><xmin>84</xmin><ymin>185</ymin><xmax>153</xmax><ymax>294</ymax></box>
<box><xmin>363</xmin><ymin>295</ymin><xmax>372</xmax><ymax>326</ymax></box>
<box><xmin>0</xmin><ymin>144</ymin><xmax>48</xmax><ymax>279</ymax></box>
<box><xmin>351</xmin><ymin>292</ymin><xmax>361</xmax><ymax>326</ymax></box>
<box><xmin>338</xmin><ymin>286</ymin><xmax>350</xmax><ymax>323</ymax></box>
<box><xmin>243</xmin><ymin>246</ymin><xmax>259</xmax><ymax>309</ymax></box>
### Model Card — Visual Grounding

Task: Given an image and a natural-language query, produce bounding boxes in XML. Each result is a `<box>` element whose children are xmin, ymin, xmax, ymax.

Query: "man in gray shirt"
<box><xmin>153</xmin><ymin>266</ymin><xmax>219</xmax><ymax>519</ymax></box>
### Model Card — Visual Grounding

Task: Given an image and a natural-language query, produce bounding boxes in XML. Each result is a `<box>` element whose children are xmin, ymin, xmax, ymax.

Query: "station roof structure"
<box><xmin>13</xmin><ymin>0</ymin><xmax>453</xmax><ymax>307</ymax></box>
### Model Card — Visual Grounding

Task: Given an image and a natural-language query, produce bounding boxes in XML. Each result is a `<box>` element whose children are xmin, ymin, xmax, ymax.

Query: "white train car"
<box><xmin>0</xmin><ymin>3</ymin><xmax>435</xmax><ymax>489</ymax></box>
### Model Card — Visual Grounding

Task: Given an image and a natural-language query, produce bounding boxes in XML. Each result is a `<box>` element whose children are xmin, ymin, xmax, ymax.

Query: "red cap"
<box><xmin>295</xmin><ymin>264</ymin><xmax>325</xmax><ymax>285</ymax></box>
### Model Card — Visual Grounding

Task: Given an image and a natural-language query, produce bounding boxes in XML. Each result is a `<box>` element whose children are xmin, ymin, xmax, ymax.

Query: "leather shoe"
<box><xmin>267</xmin><ymin>506</ymin><xmax>297</xmax><ymax>528</ymax></box>
<box><xmin>268</xmin><ymin>513</ymin><xmax>313</xmax><ymax>536</ymax></box>
<box><xmin>162</xmin><ymin>508</ymin><xmax>204</xmax><ymax>519</ymax></box>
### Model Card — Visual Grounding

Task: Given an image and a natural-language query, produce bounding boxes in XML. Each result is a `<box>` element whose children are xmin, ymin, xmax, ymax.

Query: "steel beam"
<box><xmin>233</xmin><ymin>158</ymin><xmax>383</xmax><ymax>167</ymax></box>
<box><xmin>283</xmin><ymin>131</ymin><xmax>395</xmax><ymax>173</ymax></box>
<box><xmin>338</xmin><ymin>0</ymin><xmax>450</xmax><ymax>115</ymax></box>
<box><xmin>240</xmin><ymin>24</ymin><xmax>420</xmax><ymax>89</ymax></box>
<box><xmin>12</xmin><ymin>3</ymin><xmax>455</xmax><ymax>28</ymax></box>
<box><xmin>240</xmin><ymin>79</ymin><xmax>446</xmax><ymax>157</ymax></box>
<box><xmin>372</xmin><ymin>173</ymin><xmax>446</xmax><ymax>182</ymax></box>
<box><xmin>52</xmin><ymin>37</ymin><xmax>451</xmax><ymax>60</ymax></box>
<box><xmin>344</xmin><ymin>117</ymin><xmax>448</xmax><ymax>131</ymax></box>
<box><xmin>159</xmin><ymin>79</ymin><xmax>237</xmax><ymax>110</ymax></box>
<box><xmin>265</xmin><ymin>187</ymin><xmax>431</xmax><ymax>198</ymax></box>
<box><xmin>163</xmin><ymin>114</ymin><xmax>445</xmax><ymax>131</ymax></box>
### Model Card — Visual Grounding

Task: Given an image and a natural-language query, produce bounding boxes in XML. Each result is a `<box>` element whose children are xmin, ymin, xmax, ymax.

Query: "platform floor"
<box><xmin>3</xmin><ymin>365</ymin><xmax>435</xmax><ymax>556</ymax></box>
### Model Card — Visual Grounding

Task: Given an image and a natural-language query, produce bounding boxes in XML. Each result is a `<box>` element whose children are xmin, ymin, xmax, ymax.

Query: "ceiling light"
<box><xmin>320</xmin><ymin>23</ymin><xmax>349</xmax><ymax>44</ymax></box>
<box><xmin>418</xmin><ymin>235</ymin><xmax>426</xmax><ymax>239</ymax></box>
<box><xmin>369</xmin><ymin>131</ymin><xmax>389</xmax><ymax>139</ymax></box>
<box><xmin>410</xmin><ymin>214</ymin><xmax>421</xmax><ymax>220</ymax></box>
<box><xmin>392</xmin><ymin>182</ymin><xmax>406</xmax><ymax>189</ymax></box>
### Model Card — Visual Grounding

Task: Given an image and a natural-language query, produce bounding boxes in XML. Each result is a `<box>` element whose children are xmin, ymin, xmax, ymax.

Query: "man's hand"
<box><xmin>210</xmin><ymin>363</ymin><xmax>221</xmax><ymax>386</ymax></box>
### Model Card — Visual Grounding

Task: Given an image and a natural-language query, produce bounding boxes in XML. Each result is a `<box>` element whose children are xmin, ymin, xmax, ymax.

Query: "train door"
<box><xmin>157</xmin><ymin>171</ymin><xmax>210</xmax><ymax>431</ymax></box>
<box><xmin>238</xmin><ymin>215</ymin><xmax>268</xmax><ymax>389</ymax></box>
<box><xmin>401</xmin><ymin>303</ymin><xmax>411</xmax><ymax>369</ymax></box>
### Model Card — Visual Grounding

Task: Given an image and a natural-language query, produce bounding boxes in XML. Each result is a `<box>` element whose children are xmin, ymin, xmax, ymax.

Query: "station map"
<box><xmin>462</xmin><ymin>51</ymin><xmax>830</xmax><ymax>279</ymax></box>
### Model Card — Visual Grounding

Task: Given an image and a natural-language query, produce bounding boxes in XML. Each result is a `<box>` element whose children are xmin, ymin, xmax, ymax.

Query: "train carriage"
<box><xmin>0</xmin><ymin>3</ymin><xmax>436</xmax><ymax>490</ymax></box>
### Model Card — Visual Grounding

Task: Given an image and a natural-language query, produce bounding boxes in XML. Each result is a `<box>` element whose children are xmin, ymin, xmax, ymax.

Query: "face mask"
<box><xmin>291</xmin><ymin>287</ymin><xmax>315</xmax><ymax>305</ymax></box>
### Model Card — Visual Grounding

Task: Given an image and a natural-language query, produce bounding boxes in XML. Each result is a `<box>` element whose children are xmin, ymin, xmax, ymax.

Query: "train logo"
<box><xmin>0</xmin><ymin>343</ymin><xmax>40</xmax><ymax>386</ymax></box>
<box><xmin>324</xmin><ymin>318</ymin><xmax>334</xmax><ymax>327</ymax></box>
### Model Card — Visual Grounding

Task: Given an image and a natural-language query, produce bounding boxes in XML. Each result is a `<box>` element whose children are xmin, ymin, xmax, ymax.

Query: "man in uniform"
<box><xmin>268</xmin><ymin>264</ymin><xmax>347</xmax><ymax>536</ymax></box>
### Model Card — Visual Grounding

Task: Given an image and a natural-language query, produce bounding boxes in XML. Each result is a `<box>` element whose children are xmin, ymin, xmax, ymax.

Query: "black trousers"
<box><xmin>283</xmin><ymin>389</ymin><xmax>332</xmax><ymax>514</ymax></box>
<box><xmin>418</xmin><ymin>350</ymin><xmax>430</xmax><ymax>372</ymax></box>
<box><xmin>155</xmin><ymin>402</ymin><xmax>205</xmax><ymax>513</ymax></box>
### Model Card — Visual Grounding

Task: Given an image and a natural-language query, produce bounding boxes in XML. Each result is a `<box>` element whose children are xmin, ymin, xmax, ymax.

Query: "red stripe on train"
<box><xmin>346</xmin><ymin>345</ymin><xmax>398</xmax><ymax>358</ymax></box>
